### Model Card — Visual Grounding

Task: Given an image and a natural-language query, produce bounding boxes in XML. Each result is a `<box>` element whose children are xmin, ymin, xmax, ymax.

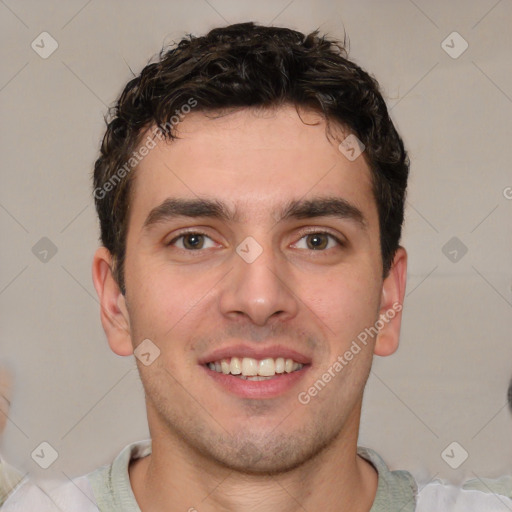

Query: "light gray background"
<box><xmin>1</xmin><ymin>0</ymin><xmax>511</xmax><ymax>490</ymax></box>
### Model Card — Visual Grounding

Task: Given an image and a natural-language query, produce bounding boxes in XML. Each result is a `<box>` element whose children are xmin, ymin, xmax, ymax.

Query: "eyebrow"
<box><xmin>142</xmin><ymin>196</ymin><xmax>367</xmax><ymax>231</ymax></box>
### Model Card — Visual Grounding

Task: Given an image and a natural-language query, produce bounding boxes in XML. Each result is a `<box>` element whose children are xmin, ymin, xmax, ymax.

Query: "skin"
<box><xmin>92</xmin><ymin>104</ymin><xmax>407</xmax><ymax>512</ymax></box>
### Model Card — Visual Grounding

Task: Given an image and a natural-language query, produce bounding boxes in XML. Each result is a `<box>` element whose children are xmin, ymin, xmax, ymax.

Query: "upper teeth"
<box><xmin>207</xmin><ymin>357</ymin><xmax>303</xmax><ymax>377</ymax></box>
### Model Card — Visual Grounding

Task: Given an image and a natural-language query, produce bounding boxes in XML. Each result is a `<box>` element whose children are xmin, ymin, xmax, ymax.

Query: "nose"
<box><xmin>218</xmin><ymin>237</ymin><xmax>299</xmax><ymax>326</ymax></box>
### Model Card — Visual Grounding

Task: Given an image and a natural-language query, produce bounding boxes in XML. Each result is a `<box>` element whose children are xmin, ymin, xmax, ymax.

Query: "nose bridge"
<box><xmin>219</xmin><ymin>233</ymin><xmax>298</xmax><ymax>325</ymax></box>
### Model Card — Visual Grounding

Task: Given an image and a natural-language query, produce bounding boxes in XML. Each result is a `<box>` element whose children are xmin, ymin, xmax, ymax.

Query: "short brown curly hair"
<box><xmin>93</xmin><ymin>22</ymin><xmax>409</xmax><ymax>295</ymax></box>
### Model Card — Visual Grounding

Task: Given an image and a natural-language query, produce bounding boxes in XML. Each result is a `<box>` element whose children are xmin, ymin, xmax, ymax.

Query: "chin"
<box><xmin>201</xmin><ymin>427</ymin><xmax>335</xmax><ymax>476</ymax></box>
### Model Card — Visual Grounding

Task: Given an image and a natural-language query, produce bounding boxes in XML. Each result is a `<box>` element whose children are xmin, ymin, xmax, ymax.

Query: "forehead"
<box><xmin>128</xmin><ymin>105</ymin><xmax>377</xmax><ymax>229</ymax></box>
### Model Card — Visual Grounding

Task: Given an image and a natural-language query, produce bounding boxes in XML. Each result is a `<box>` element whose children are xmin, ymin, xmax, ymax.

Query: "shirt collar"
<box><xmin>88</xmin><ymin>440</ymin><xmax>417</xmax><ymax>512</ymax></box>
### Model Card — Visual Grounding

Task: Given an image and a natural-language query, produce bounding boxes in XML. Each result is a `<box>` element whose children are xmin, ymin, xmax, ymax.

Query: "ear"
<box><xmin>92</xmin><ymin>247</ymin><xmax>133</xmax><ymax>356</ymax></box>
<box><xmin>374</xmin><ymin>246</ymin><xmax>407</xmax><ymax>357</ymax></box>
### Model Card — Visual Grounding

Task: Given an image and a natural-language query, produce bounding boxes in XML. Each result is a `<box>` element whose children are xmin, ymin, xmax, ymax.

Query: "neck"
<box><xmin>129</xmin><ymin>404</ymin><xmax>378</xmax><ymax>512</ymax></box>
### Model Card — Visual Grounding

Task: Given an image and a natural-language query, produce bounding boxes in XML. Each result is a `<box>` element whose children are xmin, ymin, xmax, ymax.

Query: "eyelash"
<box><xmin>167</xmin><ymin>229</ymin><xmax>345</xmax><ymax>252</ymax></box>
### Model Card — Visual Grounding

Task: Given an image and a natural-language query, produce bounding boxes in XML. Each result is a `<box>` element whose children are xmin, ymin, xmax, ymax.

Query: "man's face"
<box><xmin>117</xmin><ymin>105</ymin><xmax>390</xmax><ymax>473</ymax></box>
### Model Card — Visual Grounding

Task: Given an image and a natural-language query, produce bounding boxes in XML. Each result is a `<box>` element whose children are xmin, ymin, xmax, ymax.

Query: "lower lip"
<box><xmin>202</xmin><ymin>365</ymin><xmax>311</xmax><ymax>399</ymax></box>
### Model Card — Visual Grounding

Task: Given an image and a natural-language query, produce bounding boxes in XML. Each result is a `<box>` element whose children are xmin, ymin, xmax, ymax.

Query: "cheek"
<box><xmin>299</xmin><ymin>265</ymin><xmax>382</xmax><ymax>336</ymax></box>
<box><xmin>125</xmin><ymin>255</ymin><xmax>223</xmax><ymax>353</ymax></box>
<box><xmin>125</xmin><ymin>258</ymin><xmax>186</xmax><ymax>338</ymax></box>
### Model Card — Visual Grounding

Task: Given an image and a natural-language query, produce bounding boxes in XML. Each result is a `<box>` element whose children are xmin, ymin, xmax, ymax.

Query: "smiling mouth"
<box><xmin>206</xmin><ymin>356</ymin><xmax>305</xmax><ymax>381</ymax></box>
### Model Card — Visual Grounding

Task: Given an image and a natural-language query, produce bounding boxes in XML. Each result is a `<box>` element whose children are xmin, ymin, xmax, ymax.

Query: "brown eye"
<box><xmin>293</xmin><ymin>232</ymin><xmax>342</xmax><ymax>251</ymax></box>
<box><xmin>168</xmin><ymin>232</ymin><xmax>215</xmax><ymax>250</ymax></box>
<box><xmin>306</xmin><ymin>233</ymin><xmax>329</xmax><ymax>250</ymax></box>
<box><xmin>182</xmin><ymin>234</ymin><xmax>205</xmax><ymax>249</ymax></box>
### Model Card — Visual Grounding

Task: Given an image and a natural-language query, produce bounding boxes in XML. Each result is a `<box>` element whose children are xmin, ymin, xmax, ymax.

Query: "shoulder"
<box><xmin>357</xmin><ymin>446</ymin><xmax>418</xmax><ymax>511</ymax></box>
<box><xmin>1</xmin><ymin>475</ymin><xmax>98</xmax><ymax>511</ymax></box>
<box><xmin>357</xmin><ymin>447</ymin><xmax>512</xmax><ymax>512</ymax></box>
<box><xmin>0</xmin><ymin>457</ymin><xmax>25</xmax><ymax>506</ymax></box>
<box><xmin>416</xmin><ymin>478</ymin><xmax>512</xmax><ymax>511</ymax></box>
<box><xmin>2</xmin><ymin>439</ymin><xmax>151</xmax><ymax>512</ymax></box>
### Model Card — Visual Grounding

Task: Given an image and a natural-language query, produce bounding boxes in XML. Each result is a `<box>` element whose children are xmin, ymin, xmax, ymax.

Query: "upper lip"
<box><xmin>199</xmin><ymin>344</ymin><xmax>312</xmax><ymax>365</ymax></box>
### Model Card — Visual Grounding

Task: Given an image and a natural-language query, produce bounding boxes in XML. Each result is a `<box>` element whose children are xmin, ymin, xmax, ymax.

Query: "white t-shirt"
<box><xmin>2</xmin><ymin>440</ymin><xmax>512</xmax><ymax>511</ymax></box>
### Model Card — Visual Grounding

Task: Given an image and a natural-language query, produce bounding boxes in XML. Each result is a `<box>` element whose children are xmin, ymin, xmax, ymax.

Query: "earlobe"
<box><xmin>92</xmin><ymin>247</ymin><xmax>133</xmax><ymax>356</ymax></box>
<box><xmin>374</xmin><ymin>246</ymin><xmax>407</xmax><ymax>357</ymax></box>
